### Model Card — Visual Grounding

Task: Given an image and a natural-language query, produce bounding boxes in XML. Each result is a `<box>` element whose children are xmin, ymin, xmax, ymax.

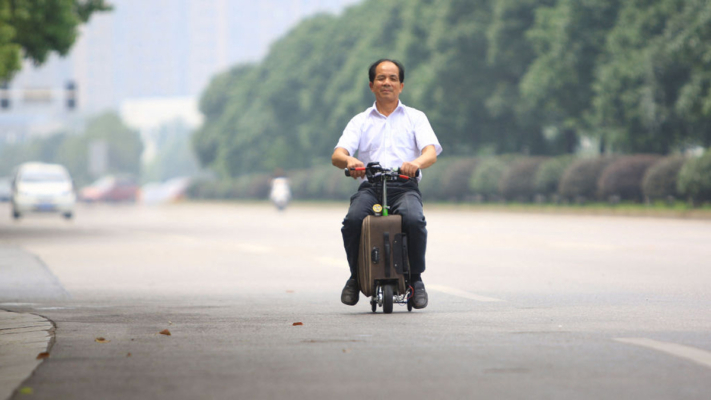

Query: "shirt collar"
<box><xmin>369</xmin><ymin>101</ymin><xmax>404</xmax><ymax>117</ymax></box>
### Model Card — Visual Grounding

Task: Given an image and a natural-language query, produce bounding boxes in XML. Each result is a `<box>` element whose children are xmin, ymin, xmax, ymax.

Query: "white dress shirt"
<box><xmin>335</xmin><ymin>101</ymin><xmax>442</xmax><ymax>181</ymax></box>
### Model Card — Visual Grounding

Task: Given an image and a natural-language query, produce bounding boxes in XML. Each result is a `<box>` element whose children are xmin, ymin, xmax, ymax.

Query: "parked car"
<box><xmin>11</xmin><ymin>162</ymin><xmax>76</xmax><ymax>219</ymax></box>
<box><xmin>80</xmin><ymin>175</ymin><xmax>139</xmax><ymax>203</ymax></box>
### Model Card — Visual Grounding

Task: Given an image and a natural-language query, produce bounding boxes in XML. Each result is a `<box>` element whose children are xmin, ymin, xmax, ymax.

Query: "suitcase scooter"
<box><xmin>345</xmin><ymin>162</ymin><xmax>418</xmax><ymax>313</ymax></box>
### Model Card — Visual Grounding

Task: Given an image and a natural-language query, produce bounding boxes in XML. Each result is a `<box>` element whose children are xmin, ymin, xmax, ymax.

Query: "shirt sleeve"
<box><xmin>414</xmin><ymin>111</ymin><xmax>442</xmax><ymax>156</ymax></box>
<box><xmin>334</xmin><ymin>114</ymin><xmax>362</xmax><ymax>156</ymax></box>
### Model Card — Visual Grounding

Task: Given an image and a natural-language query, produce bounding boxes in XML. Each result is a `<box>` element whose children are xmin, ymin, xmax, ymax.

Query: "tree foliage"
<box><xmin>0</xmin><ymin>0</ymin><xmax>111</xmax><ymax>79</ymax></box>
<box><xmin>195</xmin><ymin>0</ymin><xmax>711</xmax><ymax>178</ymax></box>
<box><xmin>0</xmin><ymin>112</ymin><xmax>142</xmax><ymax>186</ymax></box>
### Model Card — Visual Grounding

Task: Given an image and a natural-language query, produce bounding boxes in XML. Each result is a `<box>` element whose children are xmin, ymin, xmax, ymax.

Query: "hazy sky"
<box><xmin>9</xmin><ymin>0</ymin><xmax>362</xmax><ymax>115</ymax></box>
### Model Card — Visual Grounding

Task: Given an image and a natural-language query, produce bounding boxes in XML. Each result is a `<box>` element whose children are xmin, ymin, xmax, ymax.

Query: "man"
<box><xmin>331</xmin><ymin>59</ymin><xmax>442</xmax><ymax>309</ymax></box>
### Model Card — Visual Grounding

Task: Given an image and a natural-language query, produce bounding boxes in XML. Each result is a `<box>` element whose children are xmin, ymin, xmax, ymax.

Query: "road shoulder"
<box><xmin>0</xmin><ymin>310</ymin><xmax>54</xmax><ymax>400</ymax></box>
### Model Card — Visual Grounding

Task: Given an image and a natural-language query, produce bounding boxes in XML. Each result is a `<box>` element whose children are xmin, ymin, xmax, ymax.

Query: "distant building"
<box><xmin>0</xmin><ymin>0</ymin><xmax>360</xmax><ymax>143</ymax></box>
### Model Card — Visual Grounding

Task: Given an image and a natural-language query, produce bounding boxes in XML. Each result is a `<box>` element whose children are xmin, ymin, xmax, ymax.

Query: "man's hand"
<box><xmin>347</xmin><ymin>157</ymin><xmax>365</xmax><ymax>179</ymax></box>
<box><xmin>332</xmin><ymin>148</ymin><xmax>365</xmax><ymax>179</ymax></box>
<box><xmin>400</xmin><ymin>160</ymin><xmax>421</xmax><ymax>178</ymax></box>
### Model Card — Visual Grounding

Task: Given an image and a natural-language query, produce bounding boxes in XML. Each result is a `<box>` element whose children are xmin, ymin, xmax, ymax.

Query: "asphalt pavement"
<box><xmin>1</xmin><ymin>202</ymin><xmax>710</xmax><ymax>400</ymax></box>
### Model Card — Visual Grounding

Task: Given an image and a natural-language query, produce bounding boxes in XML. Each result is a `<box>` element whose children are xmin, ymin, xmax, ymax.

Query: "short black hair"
<box><xmin>368</xmin><ymin>59</ymin><xmax>405</xmax><ymax>83</ymax></box>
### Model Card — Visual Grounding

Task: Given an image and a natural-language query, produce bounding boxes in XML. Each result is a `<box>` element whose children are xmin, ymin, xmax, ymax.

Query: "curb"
<box><xmin>0</xmin><ymin>310</ymin><xmax>55</xmax><ymax>400</ymax></box>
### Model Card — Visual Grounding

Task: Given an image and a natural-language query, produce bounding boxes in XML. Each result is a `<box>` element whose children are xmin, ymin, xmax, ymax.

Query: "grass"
<box><xmin>423</xmin><ymin>200</ymin><xmax>711</xmax><ymax>219</ymax></box>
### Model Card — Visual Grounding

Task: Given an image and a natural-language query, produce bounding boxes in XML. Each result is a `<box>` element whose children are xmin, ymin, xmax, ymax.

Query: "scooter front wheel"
<box><xmin>383</xmin><ymin>285</ymin><xmax>394</xmax><ymax>314</ymax></box>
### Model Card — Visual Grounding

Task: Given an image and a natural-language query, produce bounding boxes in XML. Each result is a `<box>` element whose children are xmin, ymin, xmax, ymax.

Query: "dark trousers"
<box><xmin>341</xmin><ymin>180</ymin><xmax>427</xmax><ymax>276</ymax></box>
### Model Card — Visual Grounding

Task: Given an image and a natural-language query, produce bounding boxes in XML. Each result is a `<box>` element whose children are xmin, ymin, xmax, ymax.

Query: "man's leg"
<box><xmin>340</xmin><ymin>182</ymin><xmax>378</xmax><ymax>305</ymax></box>
<box><xmin>389</xmin><ymin>182</ymin><xmax>428</xmax><ymax>309</ymax></box>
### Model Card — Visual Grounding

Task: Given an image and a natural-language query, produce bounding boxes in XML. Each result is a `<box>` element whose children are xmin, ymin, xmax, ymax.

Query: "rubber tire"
<box><xmin>371</xmin><ymin>299</ymin><xmax>377</xmax><ymax>313</ymax></box>
<box><xmin>12</xmin><ymin>210</ymin><xmax>20</xmax><ymax>219</ymax></box>
<box><xmin>63</xmin><ymin>212</ymin><xmax>73</xmax><ymax>220</ymax></box>
<box><xmin>383</xmin><ymin>285</ymin><xmax>393</xmax><ymax>314</ymax></box>
<box><xmin>407</xmin><ymin>297</ymin><xmax>413</xmax><ymax>312</ymax></box>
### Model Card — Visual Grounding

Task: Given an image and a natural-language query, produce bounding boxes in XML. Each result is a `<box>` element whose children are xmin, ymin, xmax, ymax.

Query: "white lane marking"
<box><xmin>615</xmin><ymin>338</ymin><xmax>711</xmax><ymax>369</ymax></box>
<box><xmin>428</xmin><ymin>285</ymin><xmax>503</xmax><ymax>302</ymax></box>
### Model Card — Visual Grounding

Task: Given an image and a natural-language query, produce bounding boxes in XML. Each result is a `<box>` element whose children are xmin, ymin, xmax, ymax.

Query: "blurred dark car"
<box><xmin>80</xmin><ymin>175</ymin><xmax>139</xmax><ymax>203</ymax></box>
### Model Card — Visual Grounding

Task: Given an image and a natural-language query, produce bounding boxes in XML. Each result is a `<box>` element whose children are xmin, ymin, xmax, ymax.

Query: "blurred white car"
<box><xmin>11</xmin><ymin>162</ymin><xmax>76</xmax><ymax>219</ymax></box>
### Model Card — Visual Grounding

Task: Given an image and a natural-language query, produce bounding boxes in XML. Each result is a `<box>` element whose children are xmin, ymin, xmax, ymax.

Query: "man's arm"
<box><xmin>332</xmin><ymin>147</ymin><xmax>366</xmax><ymax>179</ymax></box>
<box><xmin>400</xmin><ymin>145</ymin><xmax>437</xmax><ymax>177</ymax></box>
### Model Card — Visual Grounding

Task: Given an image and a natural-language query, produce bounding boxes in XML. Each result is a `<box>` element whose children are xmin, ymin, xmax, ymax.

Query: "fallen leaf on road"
<box><xmin>95</xmin><ymin>337</ymin><xmax>110</xmax><ymax>343</ymax></box>
<box><xmin>168</xmin><ymin>321</ymin><xmax>173</xmax><ymax>325</ymax></box>
<box><xmin>159</xmin><ymin>329</ymin><xmax>171</xmax><ymax>336</ymax></box>
<box><xmin>342</xmin><ymin>349</ymin><xmax>351</xmax><ymax>354</ymax></box>
<box><xmin>127</xmin><ymin>353</ymin><xmax>132</xmax><ymax>357</ymax></box>
<box><xmin>19</xmin><ymin>387</ymin><xmax>33</xmax><ymax>395</ymax></box>
<box><xmin>293</xmin><ymin>322</ymin><xmax>303</xmax><ymax>326</ymax></box>
<box><xmin>36</xmin><ymin>352</ymin><xmax>50</xmax><ymax>360</ymax></box>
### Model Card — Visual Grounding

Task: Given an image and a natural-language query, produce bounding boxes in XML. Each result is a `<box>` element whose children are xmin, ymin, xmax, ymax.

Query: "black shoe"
<box><xmin>341</xmin><ymin>278</ymin><xmax>359</xmax><ymax>306</ymax></box>
<box><xmin>412</xmin><ymin>281</ymin><xmax>428</xmax><ymax>309</ymax></box>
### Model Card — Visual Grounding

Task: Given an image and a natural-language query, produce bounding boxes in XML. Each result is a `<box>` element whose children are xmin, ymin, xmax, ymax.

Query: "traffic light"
<box><xmin>66</xmin><ymin>80</ymin><xmax>77</xmax><ymax>110</ymax></box>
<box><xmin>1</xmin><ymin>81</ymin><xmax>9</xmax><ymax>110</ymax></box>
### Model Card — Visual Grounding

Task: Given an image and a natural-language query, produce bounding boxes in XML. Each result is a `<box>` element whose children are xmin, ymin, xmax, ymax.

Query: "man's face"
<box><xmin>369</xmin><ymin>61</ymin><xmax>404</xmax><ymax>103</ymax></box>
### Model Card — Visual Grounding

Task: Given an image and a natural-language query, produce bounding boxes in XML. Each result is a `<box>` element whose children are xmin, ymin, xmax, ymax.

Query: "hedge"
<box><xmin>558</xmin><ymin>156</ymin><xmax>617</xmax><ymax>201</ymax></box>
<box><xmin>185</xmin><ymin>152</ymin><xmax>707</xmax><ymax>205</ymax></box>
<box><xmin>597</xmin><ymin>155</ymin><xmax>662</xmax><ymax>201</ymax></box>
<box><xmin>534</xmin><ymin>155</ymin><xmax>576</xmax><ymax>196</ymax></box>
<box><xmin>438</xmin><ymin>158</ymin><xmax>477</xmax><ymax>201</ymax></box>
<box><xmin>499</xmin><ymin>157</ymin><xmax>548</xmax><ymax>202</ymax></box>
<box><xmin>641</xmin><ymin>156</ymin><xmax>687</xmax><ymax>200</ymax></box>
<box><xmin>418</xmin><ymin>157</ymin><xmax>460</xmax><ymax>201</ymax></box>
<box><xmin>678</xmin><ymin>150</ymin><xmax>711</xmax><ymax>204</ymax></box>
<box><xmin>469</xmin><ymin>156</ymin><xmax>515</xmax><ymax>200</ymax></box>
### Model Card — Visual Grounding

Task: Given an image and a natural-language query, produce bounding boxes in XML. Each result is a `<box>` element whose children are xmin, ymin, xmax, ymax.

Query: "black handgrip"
<box><xmin>344</xmin><ymin>168</ymin><xmax>351</xmax><ymax>177</ymax></box>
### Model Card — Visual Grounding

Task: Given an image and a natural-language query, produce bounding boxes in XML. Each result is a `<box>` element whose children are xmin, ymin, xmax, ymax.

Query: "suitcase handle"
<box><xmin>384</xmin><ymin>232</ymin><xmax>390</xmax><ymax>278</ymax></box>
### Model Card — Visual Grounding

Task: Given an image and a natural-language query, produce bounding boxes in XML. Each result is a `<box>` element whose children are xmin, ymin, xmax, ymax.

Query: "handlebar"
<box><xmin>344</xmin><ymin>162</ymin><xmax>420</xmax><ymax>182</ymax></box>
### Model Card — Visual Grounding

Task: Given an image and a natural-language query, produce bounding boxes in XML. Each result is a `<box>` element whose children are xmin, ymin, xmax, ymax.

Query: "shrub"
<box><xmin>325</xmin><ymin>168</ymin><xmax>360</xmax><ymax>200</ymax></box>
<box><xmin>288</xmin><ymin>169</ymin><xmax>310</xmax><ymax>199</ymax></box>
<box><xmin>641</xmin><ymin>156</ymin><xmax>687</xmax><ymax>200</ymax></box>
<box><xmin>534</xmin><ymin>155</ymin><xmax>577</xmax><ymax>196</ymax></box>
<box><xmin>186</xmin><ymin>178</ymin><xmax>235</xmax><ymax>199</ymax></box>
<box><xmin>500</xmin><ymin>157</ymin><xmax>548</xmax><ymax>202</ymax></box>
<box><xmin>418</xmin><ymin>157</ymin><xmax>459</xmax><ymax>201</ymax></box>
<box><xmin>469</xmin><ymin>156</ymin><xmax>515</xmax><ymax>200</ymax></box>
<box><xmin>678</xmin><ymin>150</ymin><xmax>711</xmax><ymax>204</ymax></box>
<box><xmin>558</xmin><ymin>156</ymin><xmax>617</xmax><ymax>201</ymax></box>
<box><xmin>439</xmin><ymin>158</ymin><xmax>477</xmax><ymax>201</ymax></box>
<box><xmin>305</xmin><ymin>166</ymin><xmax>334</xmax><ymax>199</ymax></box>
<box><xmin>598</xmin><ymin>155</ymin><xmax>662</xmax><ymax>201</ymax></box>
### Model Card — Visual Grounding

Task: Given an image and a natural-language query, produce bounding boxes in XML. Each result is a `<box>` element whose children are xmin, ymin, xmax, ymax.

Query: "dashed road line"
<box><xmin>615</xmin><ymin>338</ymin><xmax>711</xmax><ymax>369</ymax></box>
<box><xmin>428</xmin><ymin>285</ymin><xmax>503</xmax><ymax>302</ymax></box>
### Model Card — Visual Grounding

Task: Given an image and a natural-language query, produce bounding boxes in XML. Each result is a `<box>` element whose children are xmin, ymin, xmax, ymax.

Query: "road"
<box><xmin>1</xmin><ymin>201</ymin><xmax>710</xmax><ymax>399</ymax></box>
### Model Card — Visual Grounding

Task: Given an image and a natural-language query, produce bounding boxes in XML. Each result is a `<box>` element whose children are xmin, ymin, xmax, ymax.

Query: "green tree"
<box><xmin>592</xmin><ymin>0</ymin><xmax>711</xmax><ymax>153</ymax></box>
<box><xmin>0</xmin><ymin>0</ymin><xmax>111</xmax><ymax>80</ymax></box>
<box><xmin>485</xmin><ymin>0</ymin><xmax>554</xmax><ymax>154</ymax></box>
<box><xmin>520</xmin><ymin>0</ymin><xmax>620</xmax><ymax>153</ymax></box>
<box><xmin>55</xmin><ymin>112</ymin><xmax>143</xmax><ymax>185</ymax></box>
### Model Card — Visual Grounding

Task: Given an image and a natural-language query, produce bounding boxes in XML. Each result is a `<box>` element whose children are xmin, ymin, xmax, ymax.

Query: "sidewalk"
<box><xmin>0</xmin><ymin>310</ymin><xmax>54</xmax><ymax>400</ymax></box>
<box><xmin>0</xmin><ymin>246</ymin><xmax>64</xmax><ymax>400</ymax></box>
